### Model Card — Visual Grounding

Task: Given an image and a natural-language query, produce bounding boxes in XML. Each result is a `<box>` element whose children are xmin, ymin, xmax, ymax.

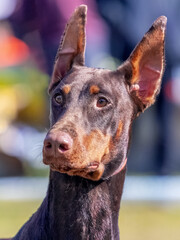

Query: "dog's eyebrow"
<box><xmin>62</xmin><ymin>85</ymin><xmax>71</xmax><ymax>94</ymax></box>
<box><xmin>89</xmin><ymin>85</ymin><xmax>100</xmax><ymax>95</ymax></box>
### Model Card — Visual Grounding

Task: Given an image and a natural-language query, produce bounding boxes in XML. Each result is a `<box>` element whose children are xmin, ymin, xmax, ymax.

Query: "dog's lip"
<box><xmin>49</xmin><ymin>162</ymin><xmax>101</xmax><ymax>178</ymax></box>
<box><xmin>86</xmin><ymin>161</ymin><xmax>99</xmax><ymax>170</ymax></box>
<box><xmin>50</xmin><ymin>161</ymin><xmax>99</xmax><ymax>172</ymax></box>
<box><xmin>49</xmin><ymin>162</ymin><xmax>104</xmax><ymax>181</ymax></box>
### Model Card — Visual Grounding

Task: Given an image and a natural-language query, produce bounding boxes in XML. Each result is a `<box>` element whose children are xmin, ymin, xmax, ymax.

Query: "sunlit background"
<box><xmin>0</xmin><ymin>0</ymin><xmax>180</xmax><ymax>239</ymax></box>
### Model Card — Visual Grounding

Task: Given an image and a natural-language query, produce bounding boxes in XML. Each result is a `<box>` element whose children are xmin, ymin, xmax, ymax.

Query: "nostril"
<box><xmin>56</xmin><ymin>132</ymin><xmax>73</xmax><ymax>153</ymax></box>
<box><xmin>59</xmin><ymin>143</ymin><xmax>69</xmax><ymax>152</ymax></box>
<box><xmin>43</xmin><ymin>138</ymin><xmax>54</xmax><ymax>157</ymax></box>
<box><xmin>45</xmin><ymin>142</ymin><xmax>52</xmax><ymax>149</ymax></box>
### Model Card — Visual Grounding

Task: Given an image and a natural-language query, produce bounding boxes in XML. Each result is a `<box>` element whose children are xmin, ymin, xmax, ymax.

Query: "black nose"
<box><xmin>43</xmin><ymin>131</ymin><xmax>73</xmax><ymax>156</ymax></box>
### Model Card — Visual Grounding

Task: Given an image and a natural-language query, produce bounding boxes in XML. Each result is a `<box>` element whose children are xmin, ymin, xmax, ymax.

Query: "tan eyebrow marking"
<box><xmin>89</xmin><ymin>85</ymin><xmax>100</xmax><ymax>95</ymax></box>
<box><xmin>62</xmin><ymin>85</ymin><xmax>71</xmax><ymax>94</ymax></box>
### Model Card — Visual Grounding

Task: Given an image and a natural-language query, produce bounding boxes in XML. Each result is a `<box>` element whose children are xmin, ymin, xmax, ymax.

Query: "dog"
<box><xmin>6</xmin><ymin>5</ymin><xmax>167</xmax><ymax>240</ymax></box>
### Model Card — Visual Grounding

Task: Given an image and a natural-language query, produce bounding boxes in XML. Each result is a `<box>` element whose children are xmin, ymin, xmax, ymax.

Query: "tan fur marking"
<box><xmin>115</xmin><ymin>121</ymin><xmax>123</xmax><ymax>140</ymax></box>
<box><xmin>62</xmin><ymin>85</ymin><xmax>71</xmax><ymax>94</ymax></box>
<box><xmin>82</xmin><ymin>130</ymin><xmax>111</xmax><ymax>180</ymax></box>
<box><xmin>83</xmin><ymin>130</ymin><xmax>110</xmax><ymax>159</ymax></box>
<box><xmin>89</xmin><ymin>85</ymin><xmax>100</xmax><ymax>95</ymax></box>
<box><xmin>102</xmin><ymin>121</ymin><xmax>123</xmax><ymax>166</ymax></box>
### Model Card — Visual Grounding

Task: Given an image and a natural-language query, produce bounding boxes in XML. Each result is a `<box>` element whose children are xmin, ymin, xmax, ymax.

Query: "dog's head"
<box><xmin>43</xmin><ymin>5</ymin><xmax>167</xmax><ymax>181</ymax></box>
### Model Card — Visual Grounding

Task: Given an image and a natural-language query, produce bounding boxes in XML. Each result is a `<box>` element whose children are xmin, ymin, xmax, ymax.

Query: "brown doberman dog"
<box><xmin>6</xmin><ymin>5</ymin><xmax>166</xmax><ymax>240</ymax></box>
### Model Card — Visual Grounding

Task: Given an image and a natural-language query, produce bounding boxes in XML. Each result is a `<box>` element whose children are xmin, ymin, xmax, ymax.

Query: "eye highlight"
<box><xmin>96</xmin><ymin>97</ymin><xmax>109</xmax><ymax>108</ymax></box>
<box><xmin>54</xmin><ymin>93</ymin><xmax>63</xmax><ymax>105</ymax></box>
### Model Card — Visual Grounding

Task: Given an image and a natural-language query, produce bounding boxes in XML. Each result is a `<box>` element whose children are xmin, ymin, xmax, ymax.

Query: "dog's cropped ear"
<box><xmin>121</xmin><ymin>16</ymin><xmax>167</xmax><ymax>113</ymax></box>
<box><xmin>49</xmin><ymin>5</ymin><xmax>87</xmax><ymax>92</ymax></box>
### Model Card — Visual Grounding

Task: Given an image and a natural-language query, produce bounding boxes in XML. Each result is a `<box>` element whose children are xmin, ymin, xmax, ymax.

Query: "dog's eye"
<box><xmin>54</xmin><ymin>94</ymin><xmax>63</xmax><ymax>105</ymax></box>
<box><xmin>96</xmin><ymin>97</ymin><xmax>109</xmax><ymax>108</ymax></box>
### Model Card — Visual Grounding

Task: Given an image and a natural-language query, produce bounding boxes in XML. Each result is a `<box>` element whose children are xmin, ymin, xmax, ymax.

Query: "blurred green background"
<box><xmin>1</xmin><ymin>201</ymin><xmax>180</xmax><ymax>240</ymax></box>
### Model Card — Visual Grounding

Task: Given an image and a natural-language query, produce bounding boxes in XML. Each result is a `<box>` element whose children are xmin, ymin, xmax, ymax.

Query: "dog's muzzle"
<box><xmin>42</xmin><ymin>130</ymin><xmax>105</xmax><ymax>181</ymax></box>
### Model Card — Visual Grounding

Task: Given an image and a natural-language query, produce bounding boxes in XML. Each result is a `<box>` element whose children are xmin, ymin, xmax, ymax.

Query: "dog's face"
<box><xmin>44</xmin><ymin>66</ymin><xmax>134</xmax><ymax>180</ymax></box>
<box><xmin>43</xmin><ymin>5</ymin><xmax>166</xmax><ymax>181</ymax></box>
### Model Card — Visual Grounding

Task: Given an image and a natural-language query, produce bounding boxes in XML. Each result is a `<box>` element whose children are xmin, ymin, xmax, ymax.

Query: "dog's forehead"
<box><xmin>66</xmin><ymin>66</ymin><xmax>111</xmax><ymax>83</ymax></box>
<box><xmin>61</xmin><ymin>66</ymin><xmax>124</xmax><ymax>92</ymax></box>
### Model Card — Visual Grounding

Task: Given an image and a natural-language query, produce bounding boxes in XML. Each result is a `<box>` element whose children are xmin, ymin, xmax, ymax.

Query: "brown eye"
<box><xmin>54</xmin><ymin>94</ymin><xmax>63</xmax><ymax>105</ymax></box>
<box><xmin>96</xmin><ymin>97</ymin><xmax>109</xmax><ymax>108</ymax></box>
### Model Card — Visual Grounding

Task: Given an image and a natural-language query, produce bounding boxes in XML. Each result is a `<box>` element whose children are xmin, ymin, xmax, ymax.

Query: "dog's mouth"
<box><xmin>43</xmin><ymin>127</ymin><xmax>112</xmax><ymax>181</ymax></box>
<box><xmin>49</xmin><ymin>161</ymin><xmax>104</xmax><ymax>181</ymax></box>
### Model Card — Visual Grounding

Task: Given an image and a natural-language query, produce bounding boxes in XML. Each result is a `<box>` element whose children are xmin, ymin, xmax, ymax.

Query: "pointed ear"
<box><xmin>123</xmin><ymin>16</ymin><xmax>167</xmax><ymax>112</ymax></box>
<box><xmin>49</xmin><ymin>5</ymin><xmax>87</xmax><ymax>92</ymax></box>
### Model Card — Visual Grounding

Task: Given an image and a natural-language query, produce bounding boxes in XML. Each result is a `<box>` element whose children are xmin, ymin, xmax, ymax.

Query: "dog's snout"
<box><xmin>44</xmin><ymin>131</ymin><xmax>73</xmax><ymax>156</ymax></box>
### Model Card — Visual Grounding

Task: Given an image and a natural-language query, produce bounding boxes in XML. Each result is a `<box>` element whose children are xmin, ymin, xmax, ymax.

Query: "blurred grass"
<box><xmin>0</xmin><ymin>200</ymin><xmax>41</xmax><ymax>238</ymax></box>
<box><xmin>120</xmin><ymin>203</ymin><xmax>180</xmax><ymax>240</ymax></box>
<box><xmin>0</xmin><ymin>201</ymin><xmax>180</xmax><ymax>239</ymax></box>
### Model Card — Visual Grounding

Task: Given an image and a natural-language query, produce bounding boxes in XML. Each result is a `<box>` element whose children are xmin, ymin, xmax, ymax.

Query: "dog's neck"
<box><xmin>47</xmin><ymin>169</ymin><xmax>126</xmax><ymax>240</ymax></box>
<box><xmin>14</xmin><ymin>166</ymin><xmax>126</xmax><ymax>240</ymax></box>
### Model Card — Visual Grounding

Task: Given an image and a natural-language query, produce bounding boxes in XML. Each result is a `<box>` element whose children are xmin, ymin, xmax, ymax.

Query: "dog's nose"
<box><xmin>43</xmin><ymin>131</ymin><xmax>73</xmax><ymax>156</ymax></box>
